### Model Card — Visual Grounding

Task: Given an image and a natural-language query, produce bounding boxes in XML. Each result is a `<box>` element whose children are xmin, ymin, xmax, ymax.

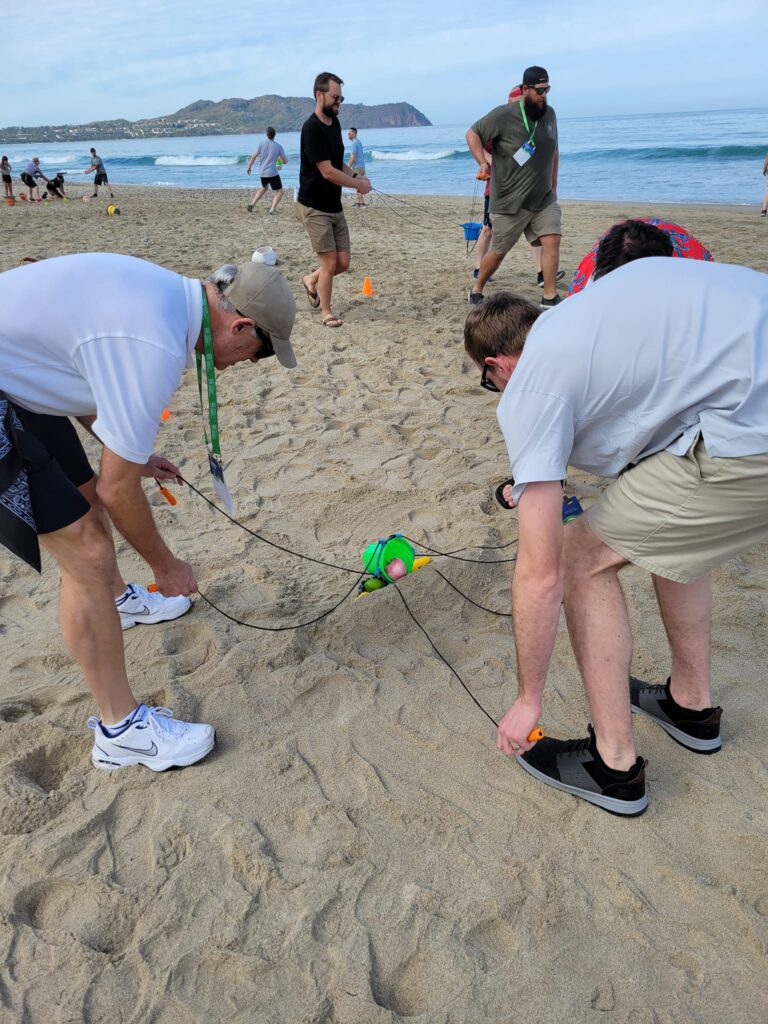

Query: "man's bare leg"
<box><xmin>652</xmin><ymin>574</ymin><xmax>712</xmax><ymax>709</ymax></box>
<box><xmin>79</xmin><ymin>475</ymin><xmax>128</xmax><ymax>599</ymax></box>
<box><xmin>562</xmin><ymin>516</ymin><xmax>637</xmax><ymax>770</ymax></box>
<box><xmin>269</xmin><ymin>188</ymin><xmax>284</xmax><ymax>213</ymax></box>
<box><xmin>41</xmin><ymin>511</ymin><xmax>139</xmax><ymax>724</ymax></box>
<box><xmin>472</xmin><ymin>250</ymin><xmax>505</xmax><ymax>294</ymax></box>
<box><xmin>539</xmin><ymin>233</ymin><xmax>562</xmax><ymax>300</ymax></box>
<box><xmin>248</xmin><ymin>186</ymin><xmax>267</xmax><ymax>209</ymax></box>
<box><xmin>306</xmin><ymin>250</ymin><xmax>350</xmax><ymax>321</ymax></box>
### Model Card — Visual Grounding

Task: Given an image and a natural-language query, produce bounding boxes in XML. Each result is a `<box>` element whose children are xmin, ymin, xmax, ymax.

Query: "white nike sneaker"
<box><xmin>88</xmin><ymin>704</ymin><xmax>215</xmax><ymax>771</ymax></box>
<box><xmin>116</xmin><ymin>583</ymin><xmax>192</xmax><ymax>631</ymax></box>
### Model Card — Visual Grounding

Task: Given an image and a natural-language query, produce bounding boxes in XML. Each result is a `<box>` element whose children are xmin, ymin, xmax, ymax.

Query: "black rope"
<box><xmin>180</xmin><ymin>475</ymin><xmax>361</xmax><ymax>575</ymax></box>
<box><xmin>401</xmin><ymin>534</ymin><xmax>518</xmax><ymax>564</ymax></box>
<box><xmin>391</xmin><ymin>581</ymin><xmax>498</xmax><ymax>728</ymax></box>
<box><xmin>371</xmin><ymin>189</ymin><xmax>458</xmax><ymax>227</ymax></box>
<box><xmin>197</xmin><ymin>572</ymin><xmax>364</xmax><ymax>632</ymax></box>
<box><xmin>431</xmin><ymin>566</ymin><xmax>511</xmax><ymax>618</ymax></box>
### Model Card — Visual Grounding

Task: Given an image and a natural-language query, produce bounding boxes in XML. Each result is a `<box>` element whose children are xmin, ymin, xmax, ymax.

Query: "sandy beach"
<box><xmin>1</xmin><ymin>185</ymin><xmax>768</xmax><ymax>1023</ymax></box>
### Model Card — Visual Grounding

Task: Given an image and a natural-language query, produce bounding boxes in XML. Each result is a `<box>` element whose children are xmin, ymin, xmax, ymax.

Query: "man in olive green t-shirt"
<box><xmin>466</xmin><ymin>66</ymin><xmax>563</xmax><ymax>308</ymax></box>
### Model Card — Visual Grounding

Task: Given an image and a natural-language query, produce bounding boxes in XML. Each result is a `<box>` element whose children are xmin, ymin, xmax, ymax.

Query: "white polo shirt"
<box><xmin>0</xmin><ymin>253</ymin><xmax>202</xmax><ymax>463</ymax></box>
<box><xmin>498</xmin><ymin>258</ymin><xmax>768</xmax><ymax>503</ymax></box>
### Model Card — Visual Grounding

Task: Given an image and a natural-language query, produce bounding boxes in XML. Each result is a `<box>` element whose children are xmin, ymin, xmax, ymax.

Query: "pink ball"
<box><xmin>386</xmin><ymin>558</ymin><xmax>408</xmax><ymax>580</ymax></box>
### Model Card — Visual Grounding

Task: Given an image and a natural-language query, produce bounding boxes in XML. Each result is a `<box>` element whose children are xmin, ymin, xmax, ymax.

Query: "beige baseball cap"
<box><xmin>222</xmin><ymin>263</ymin><xmax>297</xmax><ymax>368</ymax></box>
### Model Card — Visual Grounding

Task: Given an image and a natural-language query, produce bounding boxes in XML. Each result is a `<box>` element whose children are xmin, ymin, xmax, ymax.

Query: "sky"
<box><xmin>4</xmin><ymin>0</ymin><xmax>767</xmax><ymax>129</ymax></box>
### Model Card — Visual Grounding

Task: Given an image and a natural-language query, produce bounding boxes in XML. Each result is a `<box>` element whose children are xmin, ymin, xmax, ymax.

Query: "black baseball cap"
<box><xmin>522</xmin><ymin>66</ymin><xmax>549</xmax><ymax>86</ymax></box>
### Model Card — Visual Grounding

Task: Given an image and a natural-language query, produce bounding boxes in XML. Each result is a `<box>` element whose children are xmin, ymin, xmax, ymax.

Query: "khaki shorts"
<box><xmin>490</xmin><ymin>202</ymin><xmax>562</xmax><ymax>255</ymax></box>
<box><xmin>587</xmin><ymin>435</ymin><xmax>768</xmax><ymax>583</ymax></box>
<box><xmin>294</xmin><ymin>203</ymin><xmax>351</xmax><ymax>254</ymax></box>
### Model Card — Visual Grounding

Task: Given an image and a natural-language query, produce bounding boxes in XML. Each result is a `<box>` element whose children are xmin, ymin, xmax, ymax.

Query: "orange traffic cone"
<box><xmin>360</xmin><ymin>276</ymin><xmax>374</xmax><ymax>296</ymax></box>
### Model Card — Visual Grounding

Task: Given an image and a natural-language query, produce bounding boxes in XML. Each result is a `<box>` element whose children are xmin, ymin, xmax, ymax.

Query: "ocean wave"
<box><xmin>564</xmin><ymin>143</ymin><xmax>766</xmax><ymax>162</ymax></box>
<box><xmin>368</xmin><ymin>148</ymin><xmax>463</xmax><ymax>162</ymax></box>
<box><xmin>155</xmin><ymin>154</ymin><xmax>243</xmax><ymax>166</ymax></box>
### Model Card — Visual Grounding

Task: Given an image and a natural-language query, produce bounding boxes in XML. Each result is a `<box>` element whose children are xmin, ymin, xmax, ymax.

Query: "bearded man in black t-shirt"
<box><xmin>295</xmin><ymin>71</ymin><xmax>372</xmax><ymax>329</ymax></box>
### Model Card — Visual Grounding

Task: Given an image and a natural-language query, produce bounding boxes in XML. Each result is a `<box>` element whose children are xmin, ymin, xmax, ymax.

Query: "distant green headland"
<box><xmin>0</xmin><ymin>95</ymin><xmax>432</xmax><ymax>144</ymax></box>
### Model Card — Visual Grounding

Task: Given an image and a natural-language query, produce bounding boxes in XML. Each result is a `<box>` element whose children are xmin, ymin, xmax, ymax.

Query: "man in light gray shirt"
<box><xmin>85</xmin><ymin>148</ymin><xmax>114</xmax><ymax>199</ymax></box>
<box><xmin>464</xmin><ymin>257</ymin><xmax>768</xmax><ymax>816</ymax></box>
<box><xmin>246</xmin><ymin>126</ymin><xmax>288</xmax><ymax>214</ymax></box>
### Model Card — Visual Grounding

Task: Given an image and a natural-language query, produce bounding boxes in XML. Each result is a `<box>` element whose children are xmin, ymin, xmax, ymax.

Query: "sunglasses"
<box><xmin>252</xmin><ymin>325</ymin><xmax>275</xmax><ymax>361</ymax></box>
<box><xmin>327</xmin><ymin>92</ymin><xmax>344</xmax><ymax>103</ymax></box>
<box><xmin>480</xmin><ymin>364</ymin><xmax>500</xmax><ymax>392</ymax></box>
<box><xmin>530</xmin><ymin>85</ymin><xmax>550</xmax><ymax>96</ymax></box>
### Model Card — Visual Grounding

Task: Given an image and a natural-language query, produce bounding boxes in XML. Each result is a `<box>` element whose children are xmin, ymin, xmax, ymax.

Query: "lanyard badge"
<box><xmin>514</xmin><ymin>100</ymin><xmax>538</xmax><ymax>166</ymax></box>
<box><xmin>196</xmin><ymin>290</ymin><xmax>235</xmax><ymax>513</ymax></box>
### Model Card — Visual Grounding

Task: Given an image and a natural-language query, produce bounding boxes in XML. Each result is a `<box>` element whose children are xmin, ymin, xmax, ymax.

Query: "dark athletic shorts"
<box><xmin>483</xmin><ymin>194</ymin><xmax>492</xmax><ymax>229</ymax></box>
<box><xmin>260</xmin><ymin>174</ymin><xmax>282</xmax><ymax>190</ymax></box>
<box><xmin>21</xmin><ymin>173</ymin><xmax>36</xmax><ymax>189</ymax></box>
<box><xmin>12</xmin><ymin>407</ymin><xmax>93</xmax><ymax>535</ymax></box>
<box><xmin>95</xmin><ymin>173</ymin><xmax>108</xmax><ymax>185</ymax></box>
<box><xmin>2</xmin><ymin>174</ymin><xmax>11</xmax><ymax>185</ymax></box>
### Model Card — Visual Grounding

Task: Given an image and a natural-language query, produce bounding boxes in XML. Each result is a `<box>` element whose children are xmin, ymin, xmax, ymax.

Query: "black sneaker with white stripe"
<box><xmin>517</xmin><ymin>724</ymin><xmax>648</xmax><ymax>816</ymax></box>
<box><xmin>629</xmin><ymin>677</ymin><xmax>722</xmax><ymax>753</ymax></box>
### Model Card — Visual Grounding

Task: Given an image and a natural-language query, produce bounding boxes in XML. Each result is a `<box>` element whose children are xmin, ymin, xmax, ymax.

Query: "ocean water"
<box><xmin>2</xmin><ymin>107</ymin><xmax>766</xmax><ymax>206</ymax></box>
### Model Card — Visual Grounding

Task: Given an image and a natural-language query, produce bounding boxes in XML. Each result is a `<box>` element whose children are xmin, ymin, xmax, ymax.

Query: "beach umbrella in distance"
<box><xmin>568</xmin><ymin>219</ymin><xmax>714</xmax><ymax>296</ymax></box>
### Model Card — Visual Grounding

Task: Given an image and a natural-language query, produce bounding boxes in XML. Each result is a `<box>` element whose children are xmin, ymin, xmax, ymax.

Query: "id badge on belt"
<box><xmin>513</xmin><ymin>140</ymin><xmax>536</xmax><ymax>166</ymax></box>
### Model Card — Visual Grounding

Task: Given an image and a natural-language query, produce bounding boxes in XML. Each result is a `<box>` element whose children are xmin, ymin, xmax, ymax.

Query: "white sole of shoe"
<box><xmin>119</xmin><ymin>601</ymin><xmax>192</xmax><ymax>631</ymax></box>
<box><xmin>515</xmin><ymin>755</ymin><xmax>649</xmax><ymax>816</ymax></box>
<box><xmin>91</xmin><ymin>733</ymin><xmax>215</xmax><ymax>772</ymax></box>
<box><xmin>630</xmin><ymin>705</ymin><xmax>722</xmax><ymax>753</ymax></box>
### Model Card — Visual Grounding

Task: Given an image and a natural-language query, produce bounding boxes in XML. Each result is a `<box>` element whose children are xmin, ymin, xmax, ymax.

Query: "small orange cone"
<box><xmin>360</xmin><ymin>276</ymin><xmax>374</xmax><ymax>296</ymax></box>
<box><xmin>161</xmin><ymin>407</ymin><xmax>171</xmax><ymax>422</ymax></box>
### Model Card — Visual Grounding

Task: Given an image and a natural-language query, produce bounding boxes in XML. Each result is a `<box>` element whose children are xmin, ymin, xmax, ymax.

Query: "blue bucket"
<box><xmin>460</xmin><ymin>221</ymin><xmax>482</xmax><ymax>241</ymax></box>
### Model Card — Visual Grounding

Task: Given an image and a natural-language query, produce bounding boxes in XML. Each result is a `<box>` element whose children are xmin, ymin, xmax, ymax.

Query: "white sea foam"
<box><xmin>155</xmin><ymin>155</ymin><xmax>240</xmax><ymax>166</ymax></box>
<box><xmin>369</xmin><ymin>148</ymin><xmax>459</xmax><ymax>162</ymax></box>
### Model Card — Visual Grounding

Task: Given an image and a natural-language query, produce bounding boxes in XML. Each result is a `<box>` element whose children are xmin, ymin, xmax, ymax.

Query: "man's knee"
<box><xmin>43</xmin><ymin>512</ymin><xmax>117</xmax><ymax>582</ymax></box>
<box><xmin>335</xmin><ymin>252</ymin><xmax>350</xmax><ymax>274</ymax></box>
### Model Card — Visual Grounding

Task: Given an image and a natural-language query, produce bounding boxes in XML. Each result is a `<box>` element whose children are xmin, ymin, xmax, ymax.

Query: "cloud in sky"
<box><xmin>4</xmin><ymin>0</ymin><xmax>767</xmax><ymax>128</ymax></box>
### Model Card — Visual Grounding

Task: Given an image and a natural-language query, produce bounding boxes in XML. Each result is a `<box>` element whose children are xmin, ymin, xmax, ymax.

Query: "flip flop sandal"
<box><xmin>302</xmin><ymin>280</ymin><xmax>320</xmax><ymax>308</ymax></box>
<box><xmin>322</xmin><ymin>315</ymin><xmax>344</xmax><ymax>328</ymax></box>
<box><xmin>495</xmin><ymin>477</ymin><xmax>567</xmax><ymax>509</ymax></box>
<box><xmin>495</xmin><ymin>478</ymin><xmax>516</xmax><ymax>509</ymax></box>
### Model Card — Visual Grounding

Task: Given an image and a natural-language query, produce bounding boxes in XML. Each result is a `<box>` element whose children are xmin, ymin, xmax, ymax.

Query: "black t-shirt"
<box><xmin>298</xmin><ymin>113</ymin><xmax>344</xmax><ymax>213</ymax></box>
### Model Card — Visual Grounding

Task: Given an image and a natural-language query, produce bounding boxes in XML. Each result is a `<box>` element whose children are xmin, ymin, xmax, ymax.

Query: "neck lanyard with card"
<box><xmin>196</xmin><ymin>288</ymin><xmax>235</xmax><ymax>512</ymax></box>
<box><xmin>513</xmin><ymin>99</ymin><xmax>538</xmax><ymax>167</ymax></box>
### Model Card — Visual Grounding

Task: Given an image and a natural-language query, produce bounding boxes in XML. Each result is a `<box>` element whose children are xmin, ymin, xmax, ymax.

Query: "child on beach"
<box><xmin>1</xmin><ymin>156</ymin><xmax>12</xmax><ymax>198</ymax></box>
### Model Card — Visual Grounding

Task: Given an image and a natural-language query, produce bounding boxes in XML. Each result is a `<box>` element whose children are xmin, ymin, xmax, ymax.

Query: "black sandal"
<box><xmin>494</xmin><ymin>478</ymin><xmax>515</xmax><ymax>509</ymax></box>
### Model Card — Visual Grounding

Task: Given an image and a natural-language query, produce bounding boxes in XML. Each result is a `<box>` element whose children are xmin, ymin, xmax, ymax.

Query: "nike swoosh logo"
<box><xmin>110</xmin><ymin>740</ymin><xmax>158</xmax><ymax>756</ymax></box>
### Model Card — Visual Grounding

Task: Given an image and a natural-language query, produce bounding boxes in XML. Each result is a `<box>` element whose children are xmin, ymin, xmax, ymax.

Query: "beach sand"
<box><xmin>1</xmin><ymin>186</ymin><xmax>768</xmax><ymax>1023</ymax></box>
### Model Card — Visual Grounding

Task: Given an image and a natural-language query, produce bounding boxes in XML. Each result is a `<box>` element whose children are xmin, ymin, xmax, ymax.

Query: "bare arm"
<box><xmin>496</xmin><ymin>481</ymin><xmax>564</xmax><ymax>756</ymax></box>
<box><xmin>466</xmin><ymin>127</ymin><xmax>490</xmax><ymax>172</ymax></box>
<box><xmin>316</xmin><ymin>159</ymin><xmax>371</xmax><ymax>193</ymax></box>
<box><xmin>96</xmin><ymin>447</ymin><xmax>196</xmax><ymax>596</ymax></box>
<box><xmin>246</xmin><ymin>152</ymin><xmax>257</xmax><ymax>175</ymax></box>
<box><xmin>84</xmin><ymin>164</ymin><xmax>96</xmax><ymax>174</ymax></box>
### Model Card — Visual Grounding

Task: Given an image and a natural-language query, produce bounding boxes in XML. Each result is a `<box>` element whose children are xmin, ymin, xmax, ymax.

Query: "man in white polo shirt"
<box><xmin>0</xmin><ymin>253</ymin><xmax>297</xmax><ymax>772</ymax></box>
<box><xmin>464</xmin><ymin>257</ymin><xmax>768</xmax><ymax>816</ymax></box>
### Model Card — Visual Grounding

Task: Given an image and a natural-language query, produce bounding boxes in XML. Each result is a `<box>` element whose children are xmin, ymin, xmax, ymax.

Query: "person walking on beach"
<box><xmin>84</xmin><ymin>148</ymin><xmax>114</xmax><ymax>199</ymax></box>
<box><xmin>296</xmin><ymin>71</ymin><xmax>372</xmax><ymax>329</ymax></box>
<box><xmin>246</xmin><ymin>127</ymin><xmax>288</xmax><ymax>214</ymax></box>
<box><xmin>347</xmin><ymin>127</ymin><xmax>366</xmax><ymax>207</ymax></box>
<box><xmin>465</xmin><ymin>258</ymin><xmax>768</xmax><ymax>816</ymax></box>
<box><xmin>466</xmin><ymin>67</ymin><xmax>562</xmax><ymax>308</ymax></box>
<box><xmin>0</xmin><ymin>254</ymin><xmax>297</xmax><ymax>773</ymax></box>
<box><xmin>761</xmin><ymin>152</ymin><xmax>767</xmax><ymax>217</ymax></box>
<box><xmin>20</xmin><ymin>157</ymin><xmax>50</xmax><ymax>202</ymax></box>
<box><xmin>1</xmin><ymin>156</ymin><xmax>13</xmax><ymax>199</ymax></box>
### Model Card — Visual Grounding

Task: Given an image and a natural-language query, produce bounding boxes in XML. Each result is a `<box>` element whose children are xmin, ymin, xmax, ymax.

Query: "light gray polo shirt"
<box><xmin>497</xmin><ymin>257</ymin><xmax>768</xmax><ymax>504</ymax></box>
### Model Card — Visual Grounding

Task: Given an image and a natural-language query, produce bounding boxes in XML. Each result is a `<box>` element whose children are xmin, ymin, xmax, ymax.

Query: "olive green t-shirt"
<box><xmin>471</xmin><ymin>101</ymin><xmax>558</xmax><ymax>216</ymax></box>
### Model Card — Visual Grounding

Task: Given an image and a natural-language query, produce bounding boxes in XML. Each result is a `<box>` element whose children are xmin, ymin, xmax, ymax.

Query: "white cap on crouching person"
<box><xmin>220</xmin><ymin>263</ymin><xmax>297</xmax><ymax>368</ymax></box>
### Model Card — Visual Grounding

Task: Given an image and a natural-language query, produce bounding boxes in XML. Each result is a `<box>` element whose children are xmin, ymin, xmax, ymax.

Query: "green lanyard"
<box><xmin>519</xmin><ymin>100</ymin><xmax>537</xmax><ymax>146</ymax></box>
<box><xmin>195</xmin><ymin>289</ymin><xmax>221</xmax><ymax>456</ymax></box>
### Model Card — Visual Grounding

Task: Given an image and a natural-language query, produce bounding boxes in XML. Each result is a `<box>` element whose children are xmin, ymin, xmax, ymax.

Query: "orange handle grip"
<box><xmin>527</xmin><ymin>728</ymin><xmax>544</xmax><ymax>742</ymax></box>
<box><xmin>155</xmin><ymin>480</ymin><xmax>178</xmax><ymax>506</ymax></box>
<box><xmin>147</xmin><ymin>583</ymin><xmax>158</xmax><ymax>592</ymax></box>
<box><xmin>476</xmin><ymin>169</ymin><xmax>490</xmax><ymax>181</ymax></box>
